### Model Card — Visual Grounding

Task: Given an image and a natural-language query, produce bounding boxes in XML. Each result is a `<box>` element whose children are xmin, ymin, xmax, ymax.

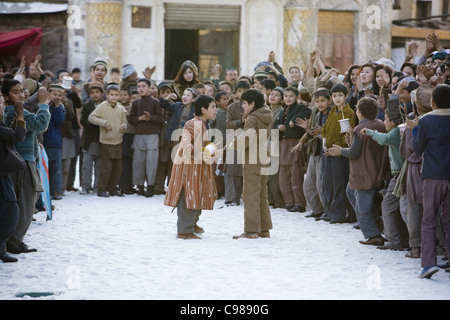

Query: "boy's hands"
<box><xmin>166</xmin><ymin>93</ymin><xmax>178</xmax><ymax>101</ymax></box>
<box><xmin>291</xmin><ymin>141</ymin><xmax>303</xmax><ymax>153</ymax></box>
<box><xmin>139</xmin><ymin>111</ymin><xmax>151</xmax><ymax>121</ymax></box>
<box><xmin>14</xmin><ymin>101</ymin><xmax>24</xmax><ymax>121</ymax></box>
<box><xmin>37</xmin><ymin>87</ymin><xmax>48</xmax><ymax>104</ymax></box>
<box><xmin>120</xmin><ymin>123</ymin><xmax>127</xmax><ymax>132</ymax></box>
<box><xmin>105</xmin><ymin>122</ymin><xmax>112</xmax><ymax>131</ymax></box>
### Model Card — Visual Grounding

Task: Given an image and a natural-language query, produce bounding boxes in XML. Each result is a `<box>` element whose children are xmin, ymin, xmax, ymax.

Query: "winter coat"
<box><xmin>164</xmin><ymin>116</ymin><xmax>218</xmax><ymax>210</ymax></box>
<box><xmin>43</xmin><ymin>103</ymin><xmax>66</xmax><ymax>149</ymax></box>
<box><xmin>88</xmin><ymin>101</ymin><xmax>127</xmax><ymax>145</ymax></box>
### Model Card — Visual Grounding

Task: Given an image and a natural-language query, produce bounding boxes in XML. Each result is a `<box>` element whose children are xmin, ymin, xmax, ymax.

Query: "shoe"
<box><xmin>154</xmin><ymin>190</ymin><xmax>166</xmax><ymax>195</ymax></box>
<box><xmin>405</xmin><ymin>247</ymin><xmax>421</xmax><ymax>259</ymax></box>
<box><xmin>418</xmin><ymin>266</ymin><xmax>440</xmax><ymax>279</ymax></box>
<box><xmin>145</xmin><ymin>186</ymin><xmax>154</xmax><ymax>198</ymax></box>
<box><xmin>109</xmin><ymin>189</ymin><xmax>124</xmax><ymax>197</ymax></box>
<box><xmin>359</xmin><ymin>235</ymin><xmax>385</xmax><ymax>246</ymax></box>
<box><xmin>194</xmin><ymin>224</ymin><xmax>205</xmax><ymax>234</ymax></box>
<box><xmin>229</xmin><ymin>201</ymin><xmax>240</xmax><ymax>206</ymax></box>
<box><xmin>318</xmin><ymin>214</ymin><xmax>331</xmax><ymax>222</ymax></box>
<box><xmin>51</xmin><ymin>194</ymin><xmax>63</xmax><ymax>200</ymax></box>
<box><xmin>79</xmin><ymin>188</ymin><xmax>89</xmax><ymax>195</ymax></box>
<box><xmin>0</xmin><ymin>253</ymin><xmax>18</xmax><ymax>263</ymax></box>
<box><xmin>7</xmin><ymin>242</ymin><xmax>37</xmax><ymax>254</ymax></box>
<box><xmin>284</xmin><ymin>205</ymin><xmax>294</xmax><ymax>210</ymax></box>
<box><xmin>438</xmin><ymin>261</ymin><xmax>450</xmax><ymax>269</ymax></box>
<box><xmin>97</xmin><ymin>191</ymin><xmax>109</xmax><ymax>198</ymax></box>
<box><xmin>138</xmin><ymin>186</ymin><xmax>145</xmax><ymax>196</ymax></box>
<box><xmin>233</xmin><ymin>232</ymin><xmax>259</xmax><ymax>239</ymax></box>
<box><xmin>353</xmin><ymin>224</ymin><xmax>361</xmax><ymax>229</ymax></box>
<box><xmin>122</xmin><ymin>188</ymin><xmax>135</xmax><ymax>195</ymax></box>
<box><xmin>344</xmin><ymin>214</ymin><xmax>357</xmax><ymax>223</ymax></box>
<box><xmin>329</xmin><ymin>219</ymin><xmax>345</xmax><ymax>224</ymax></box>
<box><xmin>288</xmin><ymin>205</ymin><xmax>306</xmax><ymax>213</ymax></box>
<box><xmin>177</xmin><ymin>233</ymin><xmax>202</xmax><ymax>240</ymax></box>
<box><xmin>272</xmin><ymin>204</ymin><xmax>284</xmax><ymax>209</ymax></box>
<box><xmin>258</xmin><ymin>230</ymin><xmax>270</xmax><ymax>238</ymax></box>
<box><xmin>305</xmin><ymin>212</ymin><xmax>323</xmax><ymax>218</ymax></box>
<box><xmin>66</xmin><ymin>187</ymin><xmax>79</xmax><ymax>192</ymax></box>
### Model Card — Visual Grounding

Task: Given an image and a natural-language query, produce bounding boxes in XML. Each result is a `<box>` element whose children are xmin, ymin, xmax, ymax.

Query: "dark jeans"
<box><xmin>323</xmin><ymin>155</ymin><xmax>351</xmax><ymax>221</ymax></box>
<box><xmin>0</xmin><ymin>176</ymin><xmax>19</xmax><ymax>254</ymax></box>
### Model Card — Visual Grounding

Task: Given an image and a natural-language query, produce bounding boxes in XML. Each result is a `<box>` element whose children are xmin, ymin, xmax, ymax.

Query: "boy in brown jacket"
<box><xmin>328</xmin><ymin>97</ymin><xmax>390</xmax><ymax>245</ymax></box>
<box><xmin>229</xmin><ymin>89</ymin><xmax>274</xmax><ymax>239</ymax></box>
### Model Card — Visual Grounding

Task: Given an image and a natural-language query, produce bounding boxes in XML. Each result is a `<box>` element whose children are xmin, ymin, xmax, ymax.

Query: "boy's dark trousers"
<box><xmin>97</xmin><ymin>143</ymin><xmax>123</xmax><ymax>193</ymax></box>
<box><xmin>323</xmin><ymin>155</ymin><xmax>351</xmax><ymax>222</ymax></box>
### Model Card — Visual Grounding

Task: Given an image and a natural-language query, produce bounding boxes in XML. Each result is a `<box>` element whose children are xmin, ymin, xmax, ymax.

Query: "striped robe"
<box><xmin>164</xmin><ymin>116</ymin><xmax>217</xmax><ymax>210</ymax></box>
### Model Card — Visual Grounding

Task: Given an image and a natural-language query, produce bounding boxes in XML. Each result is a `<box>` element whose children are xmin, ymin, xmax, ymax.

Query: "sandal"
<box><xmin>405</xmin><ymin>247</ymin><xmax>420</xmax><ymax>259</ymax></box>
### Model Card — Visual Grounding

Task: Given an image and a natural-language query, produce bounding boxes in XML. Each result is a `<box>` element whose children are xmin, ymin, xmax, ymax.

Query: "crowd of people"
<box><xmin>0</xmin><ymin>32</ymin><xmax>449</xmax><ymax>279</ymax></box>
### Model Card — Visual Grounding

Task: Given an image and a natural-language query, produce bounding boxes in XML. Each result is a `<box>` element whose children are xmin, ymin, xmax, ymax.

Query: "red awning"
<box><xmin>0</xmin><ymin>27</ymin><xmax>42</xmax><ymax>64</ymax></box>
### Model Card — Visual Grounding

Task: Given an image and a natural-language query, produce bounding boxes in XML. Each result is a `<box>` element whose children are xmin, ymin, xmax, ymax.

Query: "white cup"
<box><xmin>62</xmin><ymin>76</ymin><xmax>73</xmax><ymax>89</ymax></box>
<box><xmin>339</xmin><ymin>119</ymin><xmax>350</xmax><ymax>133</ymax></box>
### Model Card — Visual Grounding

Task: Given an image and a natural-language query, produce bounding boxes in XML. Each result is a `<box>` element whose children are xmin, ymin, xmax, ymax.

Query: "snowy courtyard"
<box><xmin>0</xmin><ymin>190</ymin><xmax>449</xmax><ymax>300</ymax></box>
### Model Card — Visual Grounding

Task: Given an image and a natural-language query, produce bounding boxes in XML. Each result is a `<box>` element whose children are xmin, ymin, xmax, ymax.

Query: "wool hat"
<box><xmin>253</xmin><ymin>71</ymin><xmax>269</xmax><ymax>80</ymax></box>
<box><xmin>122</xmin><ymin>64</ymin><xmax>137</xmax><ymax>79</ymax></box>
<box><xmin>22</xmin><ymin>78</ymin><xmax>39</xmax><ymax>96</ymax></box>
<box><xmin>49</xmin><ymin>83</ymin><xmax>65</xmax><ymax>92</ymax></box>
<box><xmin>88</xmin><ymin>81</ymin><xmax>104</xmax><ymax>93</ymax></box>
<box><xmin>432</xmin><ymin>51</ymin><xmax>447</xmax><ymax>62</ymax></box>
<box><xmin>313</xmin><ymin>88</ymin><xmax>331</xmax><ymax>99</ymax></box>
<box><xmin>158</xmin><ymin>81</ymin><xmax>174</xmax><ymax>92</ymax></box>
<box><xmin>94</xmin><ymin>59</ymin><xmax>107</xmax><ymax>67</ymax></box>
<box><xmin>254</xmin><ymin>61</ymin><xmax>272</xmax><ymax>71</ymax></box>
<box><xmin>273</xmin><ymin>86</ymin><xmax>284</xmax><ymax>96</ymax></box>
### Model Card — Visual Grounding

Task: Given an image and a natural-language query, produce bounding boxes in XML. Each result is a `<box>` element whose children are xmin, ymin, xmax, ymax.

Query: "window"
<box><xmin>416</xmin><ymin>1</ymin><xmax>431</xmax><ymax>18</ymax></box>
<box><xmin>131</xmin><ymin>6</ymin><xmax>151</xmax><ymax>29</ymax></box>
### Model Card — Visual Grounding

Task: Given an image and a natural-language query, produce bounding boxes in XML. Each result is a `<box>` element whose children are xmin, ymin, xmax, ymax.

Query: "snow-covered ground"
<box><xmin>1</xmin><ymin>189</ymin><xmax>449</xmax><ymax>300</ymax></box>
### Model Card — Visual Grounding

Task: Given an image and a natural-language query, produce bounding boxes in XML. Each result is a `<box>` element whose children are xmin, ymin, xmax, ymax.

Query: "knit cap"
<box><xmin>122</xmin><ymin>64</ymin><xmax>137</xmax><ymax>79</ymax></box>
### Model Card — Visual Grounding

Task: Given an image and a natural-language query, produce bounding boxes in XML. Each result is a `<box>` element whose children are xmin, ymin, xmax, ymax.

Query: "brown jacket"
<box><xmin>348</xmin><ymin>119</ymin><xmax>390</xmax><ymax>190</ymax></box>
<box><xmin>127</xmin><ymin>95</ymin><xmax>163</xmax><ymax>135</ymax></box>
<box><xmin>164</xmin><ymin>117</ymin><xmax>217</xmax><ymax>210</ymax></box>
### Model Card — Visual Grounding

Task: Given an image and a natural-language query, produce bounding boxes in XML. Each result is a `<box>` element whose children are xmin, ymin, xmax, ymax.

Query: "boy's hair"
<box><xmin>193</xmin><ymin>83</ymin><xmax>205</xmax><ymax>90</ymax></box>
<box><xmin>137</xmin><ymin>78</ymin><xmax>151</xmax><ymax>86</ymax></box>
<box><xmin>260</xmin><ymin>79</ymin><xmax>276</xmax><ymax>91</ymax></box>
<box><xmin>71</xmin><ymin>67</ymin><xmax>81</xmax><ymax>75</ymax></box>
<box><xmin>1</xmin><ymin>79</ymin><xmax>21</xmax><ymax>96</ymax></box>
<box><xmin>111</xmin><ymin>67</ymin><xmax>120</xmax><ymax>74</ymax></box>
<box><xmin>432</xmin><ymin>84</ymin><xmax>450</xmax><ymax>109</ymax></box>
<box><xmin>284</xmin><ymin>86</ymin><xmax>299</xmax><ymax>97</ymax></box>
<box><xmin>330</xmin><ymin>83</ymin><xmax>348</xmax><ymax>96</ymax></box>
<box><xmin>106</xmin><ymin>84</ymin><xmax>120</xmax><ymax>94</ymax></box>
<box><xmin>214</xmin><ymin>90</ymin><xmax>229</xmax><ymax>102</ymax></box>
<box><xmin>241</xmin><ymin>88</ymin><xmax>265</xmax><ymax>111</ymax></box>
<box><xmin>194</xmin><ymin>95</ymin><xmax>215</xmax><ymax>116</ymax></box>
<box><xmin>357</xmin><ymin>97</ymin><xmax>378</xmax><ymax>120</ymax></box>
<box><xmin>234</xmin><ymin>81</ymin><xmax>250</xmax><ymax>91</ymax></box>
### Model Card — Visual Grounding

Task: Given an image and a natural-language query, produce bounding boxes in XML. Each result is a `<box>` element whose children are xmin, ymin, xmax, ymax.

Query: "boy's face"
<box><xmin>399</xmin><ymin>89</ymin><xmax>411</xmax><ymax>104</ymax></box>
<box><xmin>159</xmin><ymin>88</ymin><xmax>173</xmax><ymax>99</ymax></box>
<box><xmin>137</xmin><ymin>81</ymin><xmax>151</xmax><ymax>96</ymax></box>
<box><xmin>182</xmin><ymin>90</ymin><xmax>195</xmax><ymax>105</ymax></box>
<box><xmin>220</xmin><ymin>84</ymin><xmax>232</xmax><ymax>94</ymax></box>
<box><xmin>332</xmin><ymin>92</ymin><xmax>347</xmax><ymax>107</ymax></box>
<box><xmin>235</xmin><ymin>88</ymin><xmax>245</xmax><ymax>100</ymax></box>
<box><xmin>131</xmin><ymin>93</ymin><xmax>140</xmax><ymax>101</ymax></box>
<box><xmin>72</xmin><ymin>72</ymin><xmax>81</xmax><ymax>81</ymax></box>
<box><xmin>217</xmin><ymin>95</ymin><xmax>229</xmax><ymax>109</ymax></box>
<box><xmin>315</xmin><ymin>96</ymin><xmax>331</xmax><ymax>113</ymax></box>
<box><xmin>384</xmin><ymin>112</ymin><xmax>396</xmax><ymax>131</ymax></box>
<box><xmin>4</xmin><ymin>83</ymin><xmax>25</xmax><ymax>105</ymax></box>
<box><xmin>242</xmin><ymin>100</ymin><xmax>255</xmax><ymax>115</ymax></box>
<box><xmin>94</xmin><ymin>65</ymin><xmax>106</xmax><ymax>81</ymax></box>
<box><xmin>205</xmin><ymin>85</ymin><xmax>215</xmax><ymax>97</ymax></box>
<box><xmin>150</xmin><ymin>84</ymin><xmax>158</xmax><ymax>98</ymax></box>
<box><xmin>119</xmin><ymin>90</ymin><xmax>130</xmax><ymax>104</ymax></box>
<box><xmin>253</xmin><ymin>79</ymin><xmax>261</xmax><ymax>90</ymax></box>
<box><xmin>268</xmin><ymin>90</ymin><xmax>282</xmax><ymax>106</ymax></box>
<box><xmin>260</xmin><ymin>87</ymin><xmax>271</xmax><ymax>97</ymax></box>
<box><xmin>90</xmin><ymin>88</ymin><xmax>103</xmax><ymax>102</ymax></box>
<box><xmin>50</xmin><ymin>89</ymin><xmax>64</xmax><ymax>105</ymax></box>
<box><xmin>202</xmin><ymin>101</ymin><xmax>218</xmax><ymax>120</ymax></box>
<box><xmin>107</xmin><ymin>90</ymin><xmax>120</xmax><ymax>105</ymax></box>
<box><xmin>195</xmin><ymin>87</ymin><xmax>206</xmax><ymax>96</ymax></box>
<box><xmin>283</xmin><ymin>90</ymin><xmax>297</xmax><ymax>106</ymax></box>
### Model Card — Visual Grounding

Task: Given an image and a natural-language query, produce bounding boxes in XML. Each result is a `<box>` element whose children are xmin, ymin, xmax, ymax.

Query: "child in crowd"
<box><xmin>154</xmin><ymin>82</ymin><xmax>175</xmax><ymax>195</ymax></box>
<box><xmin>411</xmin><ymin>84</ymin><xmax>450</xmax><ymax>279</ymax></box>
<box><xmin>43</xmin><ymin>84</ymin><xmax>67</xmax><ymax>201</ymax></box>
<box><xmin>362</xmin><ymin>96</ymin><xmax>408</xmax><ymax>250</ymax></box>
<box><xmin>210</xmin><ymin>90</ymin><xmax>229</xmax><ymax>199</ymax></box>
<box><xmin>88</xmin><ymin>84</ymin><xmax>128</xmax><ymax>197</ymax></box>
<box><xmin>127</xmin><ymin>78</ymin><xmax>164</xmax><ymax>198</ymax></box>
<box><xmin>225</xmin><ymin>81</ymin><xmax>251</xmax><ymax>206</ymax></box>
<box><xmin>293</xmin><ymin>87</ymin><xmax>332</xmax><ymax>219</ymax></box>
<box><xmin>118</xmin><ymin>85</ymin><xmax>136</xmax><ymax>195</ymax></box>
<box><xmin>322</xmin><ymin>83</ymin><xmax>356</xmax><ymax>223</ymax></box>
<box><xmin>229</xmin><ymin>89</ymin><xmax>274</xmax><ymax>239</ymax></box>
<box><xmin>275</xmin><ymin>86</ymin><xmax>311</xmax><ymax>212</ymax></box>
<box><xmin>80</xmin><ymin>82</ymin><xmax>104</xmax><ymax>194</ymax></box>
<box><xmin>267</xmin><ymin>87</ymin><xmax>285</xmax><ymax>209</ymax></box>
<box><xmin>328</xmin><ymin>97</ymin><xmax>390</xmax><ymax>245</ymax></box>
<box><xmin>164</xmin><ymin>95</ymin><xmax>219</xmax><ymax>240</ymax></box>
<box><xmin>3</xmin><ymin>80</ymin><xmax>50</xmax><ymax>254</ymax></box>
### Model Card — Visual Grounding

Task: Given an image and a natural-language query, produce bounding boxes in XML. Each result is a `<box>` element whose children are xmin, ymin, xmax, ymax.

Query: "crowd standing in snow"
<box><xmin>0</xmin><ymin>33</ymin><xmax>449</xmax><ymax>280</ymax></box>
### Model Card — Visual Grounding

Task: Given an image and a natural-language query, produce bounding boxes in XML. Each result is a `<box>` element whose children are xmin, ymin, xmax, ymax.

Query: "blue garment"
<box><xmin>413</xmin><ymin>108</ymin><xmax>450</xmax><ymax>180</ymax></box>
<box><xmin>160</xmin><ymin>99</ymin><xmax>195</xmax><ymax>142</ymax></box>
<box><xmin>43</xmin><ymin>103</ymin><xmax>66</xmax><ymax>149</ymax></box>
<box><xmin>3</xmin><ymin>104</ymin><xmax>51</xmax><ymax>162</ymax></box>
